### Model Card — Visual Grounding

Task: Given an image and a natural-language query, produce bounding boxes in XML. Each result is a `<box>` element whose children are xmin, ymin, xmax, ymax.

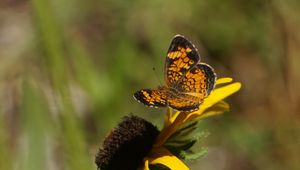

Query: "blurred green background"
<box><xmin>0</xmin><ymin>0</ymin><xmax>299</xmax><ymax>170</ymax></box>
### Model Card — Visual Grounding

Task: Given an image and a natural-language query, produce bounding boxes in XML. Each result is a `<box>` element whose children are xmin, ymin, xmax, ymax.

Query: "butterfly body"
<box><xmin>134</xmin><ymin>35</ymin><xmax>216</xmax><ymax>112</ymax></box>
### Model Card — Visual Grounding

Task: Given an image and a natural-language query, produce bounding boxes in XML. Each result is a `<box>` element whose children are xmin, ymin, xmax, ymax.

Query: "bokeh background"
<box><xmin>0</xmin><ymin>0</ymin><xmax>299</xmax><ymax>170</ymax></box>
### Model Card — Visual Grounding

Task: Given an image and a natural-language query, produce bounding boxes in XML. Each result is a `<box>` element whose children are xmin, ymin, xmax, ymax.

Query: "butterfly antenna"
<box><xmin>152</xmin><ymin>67</ymin><xmax>163</xmax><ymax>86</ymax></box>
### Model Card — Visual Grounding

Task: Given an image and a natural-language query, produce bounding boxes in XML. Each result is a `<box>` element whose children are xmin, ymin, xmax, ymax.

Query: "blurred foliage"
<box><xmin>0</xmin><ymin>0</ymin><xmax>299</xmax><ymax>170</ymax></box>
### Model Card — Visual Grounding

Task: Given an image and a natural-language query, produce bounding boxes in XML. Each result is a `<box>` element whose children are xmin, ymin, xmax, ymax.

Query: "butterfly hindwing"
<box><xmin>167</xmin><ymin>93</ymin><xmax>200</xmax><ymax>112</ymax></box>
<box><xmin>177</xmin><ymin>63</ymin><xmax>216</xmax><ymax>98</ymax></box>
<box><xmin>197</xmin><ymin>63</ymin><xmax>216</xmax><ymax>95</ymax></box>
<box><xmin>165</xmin><ymin>35</ymin><xmax>200</xmax><ymax>87</ymax></box>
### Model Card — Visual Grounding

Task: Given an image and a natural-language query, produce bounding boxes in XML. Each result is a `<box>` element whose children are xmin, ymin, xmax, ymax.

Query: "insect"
<box><xmin>134</xmin><ymin>35</ymin><xmax>216</xmax><ymax>112</ymax></box>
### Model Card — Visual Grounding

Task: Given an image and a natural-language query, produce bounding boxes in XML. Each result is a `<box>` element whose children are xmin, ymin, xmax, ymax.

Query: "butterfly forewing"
<box><xmin>133</xmin><ymin>89</ymin><xmax>167</xmax><ymax>108</ymax></box>
<box><xmin>165</xmin><ymin>35</ymin><xmax>200</xmax><ymax>88</ymax></box>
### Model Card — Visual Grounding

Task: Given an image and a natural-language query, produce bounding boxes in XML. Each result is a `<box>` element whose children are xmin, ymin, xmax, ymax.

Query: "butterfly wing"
<box><xmin>165</xmin><ymin>35</ymin><xmax>200</xmax><ymax>87</ymax></box>
<box><xmin>167</xmin><ymin>63</ymin><xmax>216</xmax><ymax>111</ymax></box>
<box><xmin>178</xmin><ymin>63</ymin><xmax>216</xmax><ymax>98</ymax></box>
<box><xmin>167</xmin><ymin>93</ymin><xmax>200</xmax><ymax>112</ymax></box>
<box><xmin>133</xmin><ymin>89</ymin><xmax>167</xmax><ymax>108</ymax></box>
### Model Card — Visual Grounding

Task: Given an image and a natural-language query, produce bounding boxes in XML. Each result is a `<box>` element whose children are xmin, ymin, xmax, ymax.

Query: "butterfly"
<box><xmin>134</xmin><ymin>35</ymin><xmax>217</xmax><ymax>112</ymax></box>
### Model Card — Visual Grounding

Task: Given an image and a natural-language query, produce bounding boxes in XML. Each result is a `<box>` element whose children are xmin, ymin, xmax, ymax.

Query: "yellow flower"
<box><xmin>141</xmin><ymin>77</ymin><xmax>242</xmax><ymax>170</ymax></box>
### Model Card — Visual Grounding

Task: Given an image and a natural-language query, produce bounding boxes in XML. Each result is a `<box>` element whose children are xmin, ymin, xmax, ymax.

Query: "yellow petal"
<box><xmin>169</xmin><ymin>111</ymin><xmax>181</xmax><ymax>124</ymax></box>
<box><xmin>205</xmin><ymin>82</ymin><xmax>241</xmax><ymax>107</ymax></box>
<box><xmin>147</xmin><ymin>147</ymin><xmax>189</xmax><ymax>170</ymax></box>
<box><xmin>216</xmin><ymin>77</ymin><xmax>233</xmax><ymax>85</ymax></box>
<box><xmin>196</xmin><ymin>82</ymin><xmax>240</xmax><ymax>112</ymax></box>
<box><xmin>186</xmin><ymin>101</ymin><xmax>229</xmax><ymax>122</ymax></box>
<box><xmin>140</xmin><ymin>159</ymin><xmax>150</xmax><ymax>170</ymax></box>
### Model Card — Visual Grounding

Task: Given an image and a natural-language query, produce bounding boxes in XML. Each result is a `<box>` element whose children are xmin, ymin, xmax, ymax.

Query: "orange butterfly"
<box><xmin>134</xmin><ymin>35</ymin><xmax>216</xmax><ymax>112</ymax></box>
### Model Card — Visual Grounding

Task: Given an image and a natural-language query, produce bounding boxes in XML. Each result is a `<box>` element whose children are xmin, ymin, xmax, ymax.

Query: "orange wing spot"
<box><xmin>180</xmin><ymin>52</ymin><xmax>187</xmax><ymax>59</ymax></box>
<box><xmin>168</xmin><ymin>66</ymin><xmax>177</xmax><ymax>71</ymax></box>
<box><xmin>142</xmin><ymin>91</ymin><xmax>149</xmax><ymax>97</ymax></box>
<box><xmin>194</xmin><ymin>82</ymin><xmax>200</xmax><ymax>86</ymax></box>
<box><xmin>174</xmin><ymin>58</ymin><xmax>183</xmax><ymax>66</ymax></box>
<box><xmin>183</xmin><ymin>57</ymin><xmax>190</xmax><ymax>63</ymax></box>
<box><xmin>175</xmin><ymin>51</ymin><xmax>182</xmax><ymax>58</ymax></box>
<box><xmin>168</xmin><ymin>51</ymin><xmax>182</xmax><ymax>59</ymax></box>
<box><xmin>186</xmin><ymin>47</ymin><xmax>192</xmax><ymax>52</ymax></box>
<box><xmin>179</xmin><ymin>62</ymin><xmax>185</xmax><ymax>69</ymax></box>
<box><xmin>185</xmin><ymin>72</ymin><xmax>192</xmax><ymax>78</ymax></box>
<box><xmin>183</xmin><ymin>63</ymin><xmax>190</xmax><ymax>69</ymax></box>
<box><xmin>194</xmin><ymin>77</ymin><xmax>202</xmax><ymax>81</ymax></box>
